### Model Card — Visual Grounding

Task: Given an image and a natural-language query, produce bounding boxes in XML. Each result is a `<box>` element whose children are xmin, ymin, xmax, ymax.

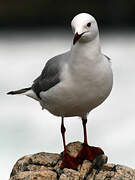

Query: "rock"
<box><xmin>9</xmin><ymin>141</ymin><xmax>135</xmax><ymax>180</ymax></box>
<box><xmin>60</xmin><ymin>168</ymin><xmax>80</xmax><ymax>180</ymax></box>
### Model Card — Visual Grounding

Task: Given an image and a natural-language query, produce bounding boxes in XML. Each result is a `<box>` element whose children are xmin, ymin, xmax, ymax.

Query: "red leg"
<box><xmin>60</xmin><ymin>117</ymin><xmax>78</xmax><ymax>169</ymax></box>
<box><xmin>82</xmin><ymin>118</ymin><xmax>88</xmax><ymax>145</ymax></box>
<box><xmin>76</xmin><ymin>118</ymin><xmax>104</xmax><ymax>164</ymax></box>
<box><xmin>61</xmin><ymin>117</ymin><xmax>66</xmax><ymax>153</ymax></box>
<box><xmin>60</xmin><ymin>117</ymin><xmax>104</xmax><ymax>169</ymax></box>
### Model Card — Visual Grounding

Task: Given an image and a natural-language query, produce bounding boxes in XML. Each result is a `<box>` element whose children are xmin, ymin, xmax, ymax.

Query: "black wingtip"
<box><xmin>7</xmin><ymin>91</ymin><xmax>15</xmax><ymax>95</ymax></box>
<box><xmin>7</xmin><ymin>87</ymin><xmax>31</xmax><ymax>95</ymax></box>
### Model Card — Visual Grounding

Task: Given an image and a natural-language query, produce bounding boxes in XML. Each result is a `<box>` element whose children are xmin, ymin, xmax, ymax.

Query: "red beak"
<box><xmin>73</xmin><ymin>32</ymin><xmax>83</xmax><ymax>45</ymax></box>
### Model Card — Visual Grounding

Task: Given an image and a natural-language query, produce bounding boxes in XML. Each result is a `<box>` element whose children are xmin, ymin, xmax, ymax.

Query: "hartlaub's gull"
<box><xmin>7</xmin><ymin>13</ymin><xmax>113</xmax><ymax>169</ymax></box>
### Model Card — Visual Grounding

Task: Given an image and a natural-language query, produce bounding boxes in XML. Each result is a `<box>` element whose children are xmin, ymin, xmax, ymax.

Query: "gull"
<box><xmin>7</xmin><ymin>13</ymin><xmax>113</xmax><ymax>169</ymax></box>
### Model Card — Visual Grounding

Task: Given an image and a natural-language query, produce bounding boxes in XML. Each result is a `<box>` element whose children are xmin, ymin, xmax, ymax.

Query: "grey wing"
<box><xmin>32</xmin><ymin>51</ymin><xmax>69</xmax><ymax>99</ymax></box>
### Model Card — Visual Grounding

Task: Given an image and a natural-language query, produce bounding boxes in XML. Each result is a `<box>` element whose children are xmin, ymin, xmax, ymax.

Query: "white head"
<box><xmin>71</xmin><ymin>13</ymin><xmax>99</xmax><ymax>45</ymax></box>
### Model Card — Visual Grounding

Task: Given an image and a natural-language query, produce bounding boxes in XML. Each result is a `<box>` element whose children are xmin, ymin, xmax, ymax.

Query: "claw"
<box><xmin>60</xmin><ymin>152</ymin><xmax>78</xmax><ymax>170</ymax></box>
<box><xmin>61</xmin><ymin>143</ymin><xmax>105</xmax><ymax>170</ymax></box>
<box><xmin>76</xmin><ymin>143</ymin><xmax>104</xmax><ymax>164</ymax></box>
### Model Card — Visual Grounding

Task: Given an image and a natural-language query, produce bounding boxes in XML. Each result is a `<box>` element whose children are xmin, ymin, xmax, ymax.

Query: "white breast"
<box><xmin>39</xmin><ymin>56</ymin><xmax>113</xmax><ymax>117</ymax></box>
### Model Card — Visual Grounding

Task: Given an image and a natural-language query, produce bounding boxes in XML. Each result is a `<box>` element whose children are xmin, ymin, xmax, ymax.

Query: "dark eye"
<box><xmin>87</xmin><ymin>22</ymin><xmax>91</xmax><ymax>27</ymax></box>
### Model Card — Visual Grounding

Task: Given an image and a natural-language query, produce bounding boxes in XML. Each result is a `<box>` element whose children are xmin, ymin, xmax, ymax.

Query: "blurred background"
<box><xmin>0</xmin><ymin>0</ymin><xmax>135</xmax><ymax>179</ymax></box>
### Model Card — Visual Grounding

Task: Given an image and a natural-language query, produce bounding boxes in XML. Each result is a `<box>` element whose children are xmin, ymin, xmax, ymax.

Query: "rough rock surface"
<box><xmin>9</xmin><ymin>141</ymin><xmax>135</xmax><ymax>180</ymax></box>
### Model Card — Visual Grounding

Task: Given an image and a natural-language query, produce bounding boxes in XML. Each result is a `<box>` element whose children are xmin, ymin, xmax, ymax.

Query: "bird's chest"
<box><xmin>61</xmin><ymin>63</ymin><xmax>104</xmax><ymax>103</ymax></box>
<box><xmin>69</xmin><ymin>60</ymin><xmax>101</xmax><ymax>91</ymax></box>
<box><xmin>65</xmin><ymin>60</ymin><xmax>112</xmax><ymax>105</ymax></box>
<box><xmin>40</xmin><ymin>60</ymin><xmax>112</xmax><ymax>116</ymax></box>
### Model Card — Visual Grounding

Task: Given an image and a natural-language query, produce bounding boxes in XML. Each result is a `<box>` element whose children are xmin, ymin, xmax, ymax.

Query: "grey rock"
<box><xmin>60</xmin><ymin>168</ymin><xmax>80</xmax><ymax>180</ymax></box>
<box><xmin>9</xmin><ymin>141</ymin><xmax>135</xmax><ymax>180</ymax></box>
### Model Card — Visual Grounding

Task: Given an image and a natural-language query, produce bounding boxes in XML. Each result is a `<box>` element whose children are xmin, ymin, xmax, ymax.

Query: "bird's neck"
<box><xmin>71</xmin><ymin>34</ymin><xmax>101</xmax><ymax>64</ymax></box>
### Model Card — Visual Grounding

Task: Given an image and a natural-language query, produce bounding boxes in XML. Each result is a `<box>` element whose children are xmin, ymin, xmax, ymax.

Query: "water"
<box><xmin>0</xmin><ymin>29</ymin><xmax>135</xmax><ymax>179</ymax></box>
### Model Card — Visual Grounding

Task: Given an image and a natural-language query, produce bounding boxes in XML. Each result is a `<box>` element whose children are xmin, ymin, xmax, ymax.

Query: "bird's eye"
<box><xmin>87</xmin><ymin>22</ymin><xmax>91</xmax><ymax>27</ymax></box>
